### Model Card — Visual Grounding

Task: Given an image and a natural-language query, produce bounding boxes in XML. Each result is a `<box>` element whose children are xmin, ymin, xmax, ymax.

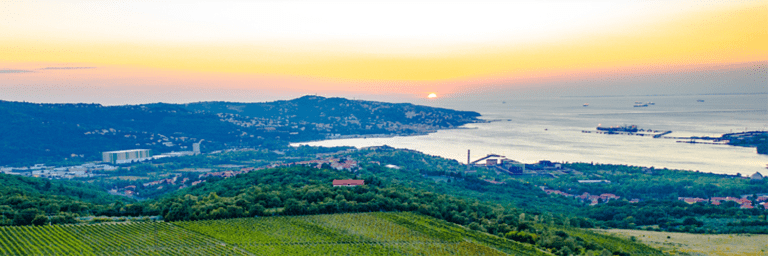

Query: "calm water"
<box><xmin>297</xmin><ymin>94</ymin><xmax>768</xmax><ymax>175</ymax></box>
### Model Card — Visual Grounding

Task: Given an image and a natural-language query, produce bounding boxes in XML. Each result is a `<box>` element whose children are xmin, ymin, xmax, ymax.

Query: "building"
<box><xmin>751</xmin><ymin>172</ymin><xmax>763</xmax><ymax>180</ymax></box>
<box><xmin>102</xmin><ymin>149</ymin><xmax>152</xmax><ymax>164</ymax></box>
<box><xmin>193</xmin><ymin>140</ymin><xmax>203</xmax><ymax>154</ymax></box>
<box><xmin>578</xmin><ymin>180</ymin><xmax>611</xmax><ymax>184</ymax></box>
<box><xmin>332</xmin><ymin>179</ymin><xmax>365</xmax><ymax>187</ymax></box>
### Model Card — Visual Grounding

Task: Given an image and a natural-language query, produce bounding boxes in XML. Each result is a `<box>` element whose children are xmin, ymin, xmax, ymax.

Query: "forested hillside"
<box><xmin>184</xmin><ymin>95</ymin><xmax>481</xmax><ymax>132</ymax></box>
<box><xmin>0</xmin><ymin>174</ymin><xmax>132</xmax><ymax>226</ymax></box>
<box><xmin>0</xmin><ymin>96</ymin><xmax>481</xmax><ymax>166</ymax></box>
<box><xmin>139</xmin><ymin>166</ymin><xmax>659</xmax><ymax>256</ymax></box>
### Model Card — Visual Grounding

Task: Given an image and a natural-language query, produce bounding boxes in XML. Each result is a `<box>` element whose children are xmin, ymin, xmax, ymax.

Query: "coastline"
<box><xmin>291</xmin><ymin>125</ymin><xmax>480</xmax><ymax>145</ymax></box>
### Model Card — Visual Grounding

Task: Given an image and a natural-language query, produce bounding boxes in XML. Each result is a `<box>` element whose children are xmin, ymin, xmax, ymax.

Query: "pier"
<box><xmin>676</xmin><ymin>140</ymin><xmax>729</xmax><ymax>145</ymax></box>
<box><xmin>582</xmin><ymin>130</ymin><xmax>671</xmax><ymax>138</ymax></box>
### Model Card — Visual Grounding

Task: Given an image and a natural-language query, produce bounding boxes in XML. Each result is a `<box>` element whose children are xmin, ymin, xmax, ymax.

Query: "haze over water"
<box><xmin>299</xmin><ymin>94</ymin><xmax>768</xmax><ymax>176</ymax></box>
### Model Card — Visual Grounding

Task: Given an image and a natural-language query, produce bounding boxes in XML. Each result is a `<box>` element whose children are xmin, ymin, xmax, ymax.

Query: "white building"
<box><xmin>102</xmin><ymin>149</ymin><xmax>152</xmax><ymax>164</ymax></box>
<box><xmin>193</xmin><ymin>141</ymin><xmax>203</xmax><ymax>154</ymax></box>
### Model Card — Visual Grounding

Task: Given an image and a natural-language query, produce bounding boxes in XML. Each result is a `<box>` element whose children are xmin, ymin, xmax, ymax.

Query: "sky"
<box><xmin>1</xmin><ymin>0</ymin><xmax>766</xmax><ymax>105</ymax></box>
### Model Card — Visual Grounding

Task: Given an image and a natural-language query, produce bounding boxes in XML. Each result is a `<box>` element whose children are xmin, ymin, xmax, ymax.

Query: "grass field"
<box><xmin>0</xmin><ymin>212</ymin><xmax>550</xmax><ymax>256</ymax></box>
<box><xmin>597</xmin><ymin>229</ymin><xmax>768</xmax><ymax>256</ymax></box>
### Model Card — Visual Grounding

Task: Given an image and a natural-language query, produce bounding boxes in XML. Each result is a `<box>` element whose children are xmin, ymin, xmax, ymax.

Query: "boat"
<box><xmin>597</xmin><ymin>124</ymin><xmax>638</xmax><ymax>133</ymax></box>
<box><xmin>697</xmin><ymin>99</ymin><xmax>705</xmax><ymax>102</ymax></box>
<box><xmin>583</xmin><ymin>103</ymin><xmax>589</xmax><ymax>107</ymax></box>
<box><xmin>634</xmin><ymin>103</ymin><xmax>648</xmax><ymax>107</ymax></box>
<box><xmin>647</xmin><ymin>102</ymin><xmax>655</xmax><ymax>105</ymax></box>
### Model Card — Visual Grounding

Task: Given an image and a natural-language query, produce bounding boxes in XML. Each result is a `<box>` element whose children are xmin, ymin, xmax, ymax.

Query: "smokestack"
<box><xmin>467</xmin><ymin>149</ymin><xmax>470</xmax><ymax>171</ymax></box>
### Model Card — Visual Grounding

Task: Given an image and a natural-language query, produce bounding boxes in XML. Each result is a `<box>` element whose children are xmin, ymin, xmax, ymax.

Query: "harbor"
<box><xmin>585</xmin><ymin>125</ymin><xmax>768</xmax><ymax>148</ymax></box>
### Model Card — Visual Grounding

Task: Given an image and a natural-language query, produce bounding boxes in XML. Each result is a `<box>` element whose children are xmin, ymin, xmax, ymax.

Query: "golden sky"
<box><xmin>0</xmin><ymin>1</ymin><xmax>766</xmax><ymax>103</ymax></box>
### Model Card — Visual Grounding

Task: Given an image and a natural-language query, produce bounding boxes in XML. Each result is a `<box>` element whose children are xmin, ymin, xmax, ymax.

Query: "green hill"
<box><xmin>0</xmin><ymin>174</ymin><xmax>133</xmax><ymax>226</ymax></box>
<box><xmin>0</xmin><ymin>212</ymin><xmax>663</xmax><ymax>256</ymax></box>
<box><xmin>177</xmin><ymin>212</ymin><xmax>550</xmax><ymax>256</ymax></box>
<box><xmin>143</xmin><ymin>166</ymin><xmax>661</xmax><ymax>256</ymax></box>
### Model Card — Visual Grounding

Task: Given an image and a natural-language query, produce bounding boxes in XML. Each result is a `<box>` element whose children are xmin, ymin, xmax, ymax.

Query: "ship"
<box><xmin>597</xmin><ymin>124</ymin><xmax>638</xmax><ymax>133</ymax></box>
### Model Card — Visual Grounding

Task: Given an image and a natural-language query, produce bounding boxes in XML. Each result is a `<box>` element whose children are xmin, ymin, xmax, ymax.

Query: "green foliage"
<box><xmin>506</xmin><ymin>230</ymin><xmax>538</xmax><ymax>244</ymax></box>
<box><xmin>0</xmin><ymin>173</ymin><xmax>134</xmax><ymax>226</ymax></box>
<box><xmin>347</xmin><ymin>147</ymin><xmax>581</xmax><ymax>213</ymax></box>
<box><xmin>148</xmin><ymin>166</ymin><xmax>654</xmax><ymax>255</ymax></box>
<box><xmin>533</xmin><ymin>163</ymin><xmax>767</xmax><ymax>201</ymax></box>
<box><xmin>553</xmin><ymin>227</ymin><xmax>663</xmax><ymax>256</ymax></box>
<box><xmin>517</xmin><ymin>162</ymin><xmax>768</xmax><ymax>233</ymax></box>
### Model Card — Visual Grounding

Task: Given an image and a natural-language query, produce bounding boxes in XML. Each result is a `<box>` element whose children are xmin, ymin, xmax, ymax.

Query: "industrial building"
<box><xmin>102</xmin><ymin>149</ymin><xmax>152</xmax><ymax>164</ymax></box>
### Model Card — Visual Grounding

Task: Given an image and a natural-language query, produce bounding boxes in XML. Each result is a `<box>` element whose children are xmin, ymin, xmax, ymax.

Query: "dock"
<box><xmin>582</xmin><ymin>130</ymin><xmax>671</xmax><ymax>138</ymax></box>
<box><xmin>676</xmin><ymin>140</ymin><xmax>729</xmax><ymax>145</ymax></box>
<box><xmin>653</xmin><ymin>131</ymin><xmax>672</xmax><ymax>138</ymax></box>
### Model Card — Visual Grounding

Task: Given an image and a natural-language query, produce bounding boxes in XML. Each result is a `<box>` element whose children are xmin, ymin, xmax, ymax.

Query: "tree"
<box><xmin>13</xmin><ymin>209</ymin><xmax>43</xmax><ymax>226</ymax></box>
<box><xmin>31</xmin><ymin>215</ymin><xmax>48</xmax><ymax>226</ymax></box>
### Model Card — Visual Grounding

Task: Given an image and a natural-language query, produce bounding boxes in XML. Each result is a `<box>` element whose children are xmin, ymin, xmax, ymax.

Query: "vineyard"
<box><xmin>0</xmin><ymin>222</ymin><xmax>247</xmax><ymax>256</ymax></box>
<box><xmin>0</xmin><ymin>212</ymin><xmax>551</xmax><ymax>255</ymax></box>
<box><xmin>175</xmin><ymin>212</ymin><xmax>550</xmax><ymax>256</ymax></box>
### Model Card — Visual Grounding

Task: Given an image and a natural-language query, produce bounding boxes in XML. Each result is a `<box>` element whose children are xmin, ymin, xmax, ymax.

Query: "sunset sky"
<box><xmin>1</xmin><ymin>0</ymin><xmax>766</xmax><ymax>104</ymax></box>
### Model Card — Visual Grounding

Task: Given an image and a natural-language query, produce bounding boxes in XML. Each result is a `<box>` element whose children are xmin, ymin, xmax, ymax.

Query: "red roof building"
<box><xmin>332</xmin><ymin>179</ymin><xmax>365</xmax><ymax>187</ymax></box>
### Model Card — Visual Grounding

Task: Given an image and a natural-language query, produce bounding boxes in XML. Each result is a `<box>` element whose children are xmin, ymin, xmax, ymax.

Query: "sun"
<box><xmin>427</xmin><ymin>93</ymin><xmax>437</xmax><ymax>99</ymax></box>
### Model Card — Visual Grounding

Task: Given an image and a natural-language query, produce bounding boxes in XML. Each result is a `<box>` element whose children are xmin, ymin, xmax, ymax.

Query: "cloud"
<box><xmin>0</xmin><ymin>69</ymin><xmax>34</xmax><ymax>73</ymax></box>
<box><xmin>41</xmin><ymin>67</ymin><xmax>96</xmax><ymax>70</ymax></box>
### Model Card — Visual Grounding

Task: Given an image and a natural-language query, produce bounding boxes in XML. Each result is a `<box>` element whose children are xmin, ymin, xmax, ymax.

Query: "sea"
<box><xmin>296</xmin><ymin>94</ymin><xmax>768</xmax><ymax>176</ymax></box>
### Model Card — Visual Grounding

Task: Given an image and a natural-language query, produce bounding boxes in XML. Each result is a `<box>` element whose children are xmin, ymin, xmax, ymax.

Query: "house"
<box><xmin>332</xmin><ymin>179</ymin><xmax>364</xmax><ymax>187</ymax></box>
<box><xmin>678</xmin><ymin>197</ymin><xmax>707</xmax><ymax>204</ymax></box>
<box><xmin>751</xmin><ymin>172</ymin><xmax>764</xmax><ymax>180</ymax></box>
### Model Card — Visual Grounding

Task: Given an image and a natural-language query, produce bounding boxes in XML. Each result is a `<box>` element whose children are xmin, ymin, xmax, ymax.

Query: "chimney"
<box><xmin>467</xmin><ymin>149</ymin><xmax>471</xmax><ymax>171</ymax></box>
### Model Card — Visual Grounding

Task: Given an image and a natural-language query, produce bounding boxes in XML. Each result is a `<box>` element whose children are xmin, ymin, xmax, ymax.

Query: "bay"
<box><xmin>296</xmin><ymin>94</ymin><xmax>768</xmax><ymax>175</ymax></box>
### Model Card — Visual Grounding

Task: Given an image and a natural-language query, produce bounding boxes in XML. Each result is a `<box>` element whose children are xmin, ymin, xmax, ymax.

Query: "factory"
<box><xmin>102</xmin><ymin>149</ymin><xmax>152</xmax><ymax>164</ymax></box>
<box><xmin>466</xmin><ymin>150</ymin><xmax>526</xmax><ymax>175</ymax></box>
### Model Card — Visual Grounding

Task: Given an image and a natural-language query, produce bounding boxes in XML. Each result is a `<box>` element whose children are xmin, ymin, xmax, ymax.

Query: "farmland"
<box><xmin>0</xmin><ymin>222</ymin><xmax>246</xmax><ymax>255</ymax></box>
<box><xmin>599</xmin><ymin>229</ymin><xmax>768</xmax><ymax>256</ymax></box>
<box><xmin>0</xmin><ymin>212</ymin><xmax>548</xmax><ymax>255</ymax></box>
<box><xmin>176</xmin><ymin>212</ymin><xmax>549</xmax><ymax>256</ymax></box>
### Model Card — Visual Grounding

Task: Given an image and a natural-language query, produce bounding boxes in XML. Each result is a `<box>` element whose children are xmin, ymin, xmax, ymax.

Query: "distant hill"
<box><xmin>0</xmin><ymin>96</ymin><xmax>481</xmax><ymax>166</ymax></box>
<box><xmin>184</xmin><ymin>95</ymin><xmax>480</xmax><ymax>130</ymax></box>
